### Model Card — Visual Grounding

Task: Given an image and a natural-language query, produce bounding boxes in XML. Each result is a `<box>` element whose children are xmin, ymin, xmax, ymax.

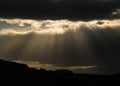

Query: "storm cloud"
<box><xmin>0</xmin><ymin>0</ymin><xmax>120</xmax><ymax>20</ymax></box>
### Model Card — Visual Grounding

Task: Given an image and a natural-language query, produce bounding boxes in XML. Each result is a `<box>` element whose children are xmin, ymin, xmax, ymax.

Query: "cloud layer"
<box><xmin>0</xmin><ymin>18</ymin><xmax>120</xmax><ymax>35</ymax></box>
<box><xmin>0</xmin><ymin>0</ymin><xmax>120</xmax><ymax>20</ymax></box>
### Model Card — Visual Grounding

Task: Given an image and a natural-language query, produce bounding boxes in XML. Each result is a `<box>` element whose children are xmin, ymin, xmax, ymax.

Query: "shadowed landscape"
<box><xmin>0</xmin><ymin>59</ymin><xmax>120</xmax><ymax>86</ymax></box>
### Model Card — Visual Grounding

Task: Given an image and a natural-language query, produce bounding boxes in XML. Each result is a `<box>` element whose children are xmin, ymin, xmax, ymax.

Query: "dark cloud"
<box><xmin>96</xmin><ymin>21</ymin><xmax>104</xmax><ymax>25</ymax></box>
<box><xmin>0</xmin><ymin>0</ymin><xmax>120</xmax><ymax>20</ymax></box>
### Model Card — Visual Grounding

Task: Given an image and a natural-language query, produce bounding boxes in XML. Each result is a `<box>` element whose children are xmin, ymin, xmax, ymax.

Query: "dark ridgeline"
<box><xmin>0</xmin><ymin>59</ymin><xmax>119</xmax><ymax>86</ymax></box>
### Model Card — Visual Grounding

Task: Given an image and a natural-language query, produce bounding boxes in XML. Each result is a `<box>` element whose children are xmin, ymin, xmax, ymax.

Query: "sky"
<box><xmin>0</xmin><ymin>0</ymin><xmax>120</xmax><ymax>74</ymax></box>
<box><xmin>0</xmin><ymin>0</ymin><xmax>120</xmax><ymax>20</ymax></box>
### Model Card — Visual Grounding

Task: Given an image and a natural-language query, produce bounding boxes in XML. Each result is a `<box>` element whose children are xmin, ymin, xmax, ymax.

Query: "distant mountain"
<box><xmin>0</xmin><ymin>59</ymin><xmax>120</xmax><ymax>86</ymax></box>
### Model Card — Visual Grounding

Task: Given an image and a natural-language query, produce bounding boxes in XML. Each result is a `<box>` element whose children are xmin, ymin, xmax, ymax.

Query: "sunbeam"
<box><xmin>0</xmin><ymin>18</ymin><xmax>120</xmax><ymax>74</ymax></box>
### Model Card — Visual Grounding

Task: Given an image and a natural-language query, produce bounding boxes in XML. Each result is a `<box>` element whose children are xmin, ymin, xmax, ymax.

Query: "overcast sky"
<box><xmin>0</xmin><ymin>0</ymin><xmax>120</xmax><ymax>20</ymax></box>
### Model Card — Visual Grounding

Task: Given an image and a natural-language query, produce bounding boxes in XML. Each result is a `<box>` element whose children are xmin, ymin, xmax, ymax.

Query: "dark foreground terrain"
<box><xmin>0</xmin><ymin>59</ymin><xmax>120</xmax><ymax>86</ymax></box>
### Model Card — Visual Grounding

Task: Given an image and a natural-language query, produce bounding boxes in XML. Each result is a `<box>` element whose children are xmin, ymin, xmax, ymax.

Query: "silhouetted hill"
<box><xmin>0</xmin><ymin>59</ymin><xmax>29</xmax><ymax>72</ymax></box>
<box><xmin>0</xmin><ymin>59</ymin><xmax>120</xmax><ymax>86</ymax></box>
